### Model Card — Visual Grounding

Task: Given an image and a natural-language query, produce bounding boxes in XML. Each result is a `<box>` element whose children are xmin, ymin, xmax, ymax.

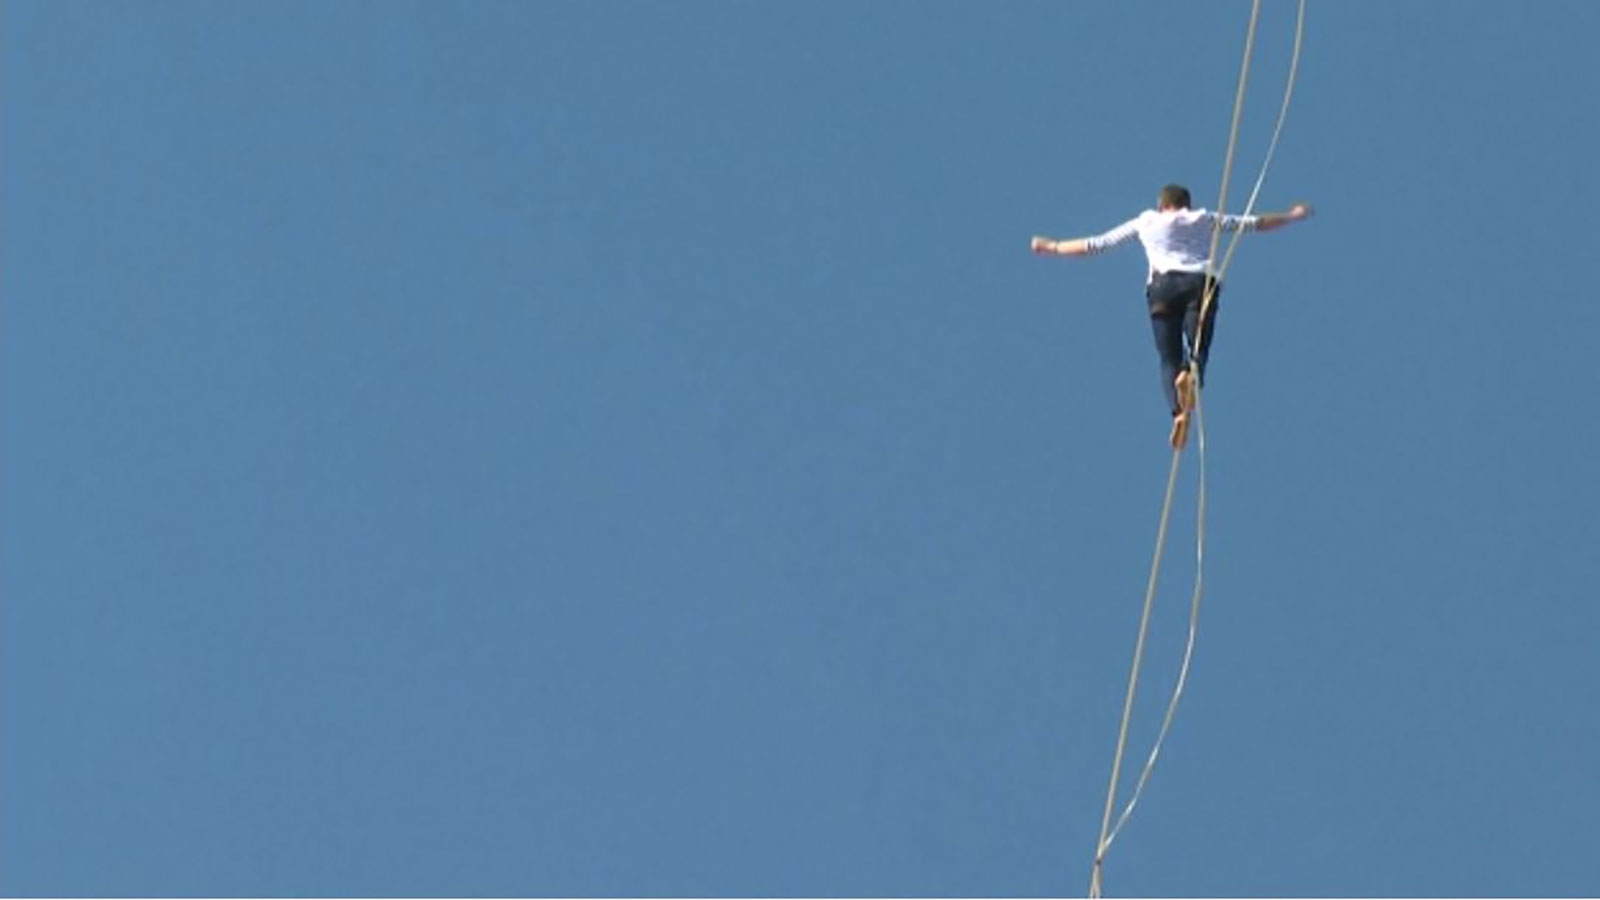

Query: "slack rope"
<box><xmin>1087</xmin><ymin>1</ymin><xmax>1304</xmax><ymax>895</ymax></box>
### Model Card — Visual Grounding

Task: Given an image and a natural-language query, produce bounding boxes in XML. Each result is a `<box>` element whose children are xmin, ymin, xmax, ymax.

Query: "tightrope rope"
<box><xmin>1088</xmin><ymin>0</ymin><xmax>1305</xmax><ymax>894</ymax></box>
<box><xmin>1087</xmin><ymin>444</ymin><xmax>1185</xmax><ymax>900</ymax></box>
<box><xmin>1099</xmin><ymin>0</ymin><xmax>1306</xmax><ymax>862</ymax></box>
<box><xmin>1087</xmin><ymin>3</ymin><xmax>1257</xmax><ymax>888</ymax></box>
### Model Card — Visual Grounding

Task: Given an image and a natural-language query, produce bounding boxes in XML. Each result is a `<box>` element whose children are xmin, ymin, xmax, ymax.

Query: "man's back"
<box><xmin>1090</xmin><ymin>207</ymin><xmax>1256</xmax><ymax>278</ymax></box>
<box><xmin>1134</xmin><ymin>208</ymin><xmax>1223</xmax><ymax>274</ymax></box>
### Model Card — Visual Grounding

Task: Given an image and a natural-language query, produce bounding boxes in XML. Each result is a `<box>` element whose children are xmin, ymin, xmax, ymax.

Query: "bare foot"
<box><xmin>1169</xmin><ymin>412</ymin><xmax>1190</xmax><ymax>449</ymax></box>
<box><xmin>1174</xmin><ymin>370</ymin><xmax>1196</xmax><ymax>412</ymax></box>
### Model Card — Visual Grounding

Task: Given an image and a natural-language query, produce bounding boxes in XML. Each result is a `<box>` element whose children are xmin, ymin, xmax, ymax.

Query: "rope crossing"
<box><xmin>1087</xmin><ymin>2</ymin><xmax>1306</xmax><ymax>896</ymax></box>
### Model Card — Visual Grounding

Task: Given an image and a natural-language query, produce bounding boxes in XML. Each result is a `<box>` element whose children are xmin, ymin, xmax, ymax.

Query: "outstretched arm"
<box><xmin>1032</xmin><ymin>216</ymin><xmax>1140</xmax><ymax>258</ymax></box>
<box><xmin>1251</xmin><ymin>203</ymin><xmax>1314</xmax><ymax>233</ymax></box>
<box><xmin>1030</xmin><ymin>236</ymin><xmax>1095</xmax><ymax>256</ymax></box>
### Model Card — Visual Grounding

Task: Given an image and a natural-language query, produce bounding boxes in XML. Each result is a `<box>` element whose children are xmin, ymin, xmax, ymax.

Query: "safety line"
<box><xmin>1086</xmin><ymin>0</ymin><xmax>1314</xmax><ymax>895</ymax></box>
<box><xmin>1087</xmin><ymin>444</ymin><xmax>1184</xmax><ymax>900</ymax></box>
<box><xmin>1220</xmin><ymin>0</ymin><xmax>1307</xmax><ymax>283</ymax></box>
<box><xmin>1087</xmin><ymin>8</ymin><xmax>1258</xmax><ymax>897</ymax></box>
<box><xmin>1098</xmin><ymin>0</ymin><xmax>1306</xmax><ymax>862</ymax></box>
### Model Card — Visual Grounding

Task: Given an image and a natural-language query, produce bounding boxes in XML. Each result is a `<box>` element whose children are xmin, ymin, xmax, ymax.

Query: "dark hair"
<box><xmin>1158</xmin><ymin>184</ymin><xmax>1192</xmax><ymax>209</ymax></box>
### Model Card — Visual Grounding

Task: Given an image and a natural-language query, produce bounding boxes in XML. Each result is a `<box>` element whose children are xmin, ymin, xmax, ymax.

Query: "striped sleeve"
<box><xmin>1083</xmin><ymin>217</ymin><xmax>1141</xmax><ymax>254</ymax></box>
<box><xmin>1213</xmin><ymin>213</ymin><xmax>1260</xmax><ymax>232</ymax></box>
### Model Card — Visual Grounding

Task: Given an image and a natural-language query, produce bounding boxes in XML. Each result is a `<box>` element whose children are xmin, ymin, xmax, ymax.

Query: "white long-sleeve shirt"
<box><xmin>1084</xmin><ymin>208</ymin><xmax>1259</xmax><ymax>281</ymax></box>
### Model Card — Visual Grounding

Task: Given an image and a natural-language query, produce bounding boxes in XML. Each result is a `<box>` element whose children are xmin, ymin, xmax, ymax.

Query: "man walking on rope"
<box><xmin>1031</xmin><ymin>184</ymin><xmax>1313</xmax><ymax>448</ymax></box>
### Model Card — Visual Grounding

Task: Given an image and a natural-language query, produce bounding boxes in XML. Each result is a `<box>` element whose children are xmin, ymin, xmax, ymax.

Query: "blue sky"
<box><xmin>3</xmin><ymin>1</ymin><xmax>1598</xmax><ymax>897</ymax></box>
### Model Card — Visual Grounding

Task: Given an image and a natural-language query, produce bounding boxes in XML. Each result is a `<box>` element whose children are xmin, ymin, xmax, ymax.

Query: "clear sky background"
<box><xmin>3</xmin><ymin>1</ymin><xmax>1598</xmax><ymax>897</ymax></box>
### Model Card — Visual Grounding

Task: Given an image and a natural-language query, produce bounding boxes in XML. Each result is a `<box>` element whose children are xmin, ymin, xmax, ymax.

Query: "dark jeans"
<box><xmin>1146</xmin><ymin>271</ymin><xmax>1220</xmax><ymax>416</ymax></box>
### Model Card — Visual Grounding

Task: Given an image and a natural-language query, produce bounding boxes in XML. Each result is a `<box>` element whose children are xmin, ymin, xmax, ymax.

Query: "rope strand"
<box><xmin>1098</xmin><ymin>0</ymin><xmax>1306</xmax><ymax>862</ymax></box>
<box><xmin>1087</xmin><ymin>3</ymin><xmax>1258</xmax><ymax>891</ymax></box>
<box><xmin>1087</xmin><ymin>0</ymin><xmax>1306</xmax><ymax>893</ymax></box>
<box><xmin>1087</xmin><ymin>446</ymin><xmax>1184</xmax><ymax>900</ymax></box>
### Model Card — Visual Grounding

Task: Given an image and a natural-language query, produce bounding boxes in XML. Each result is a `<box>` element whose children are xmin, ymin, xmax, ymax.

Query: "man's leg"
<box><xmin>1149</xmin><ymin>272</ymin><xmax>1204</xmax><ymax>415</ymax></box>
<box><xmin>1149</xmin><ymin>308</ymin><xmax>1188</xmax><ymax>417</ymax></box>
<box><xmin>1183</xmin><ymin>281</ymin><xmax>1221</xmax><ymax>388</ymax></box>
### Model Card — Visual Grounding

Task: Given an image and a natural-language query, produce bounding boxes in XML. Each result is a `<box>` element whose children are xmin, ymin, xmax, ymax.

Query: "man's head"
<box><xmin>1158</xmin><ymin>184</ymin><xmax>1192</xmax><ymax>211</ymax></box>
